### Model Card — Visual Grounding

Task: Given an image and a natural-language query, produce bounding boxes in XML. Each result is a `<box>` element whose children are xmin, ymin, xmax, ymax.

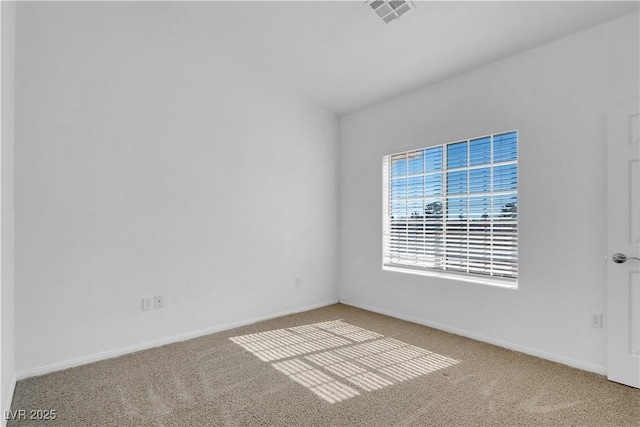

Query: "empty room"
<box><xmin>1</xmin><ymin>1</ymin><xmax>639</xmax><ymax>425</ymax></box>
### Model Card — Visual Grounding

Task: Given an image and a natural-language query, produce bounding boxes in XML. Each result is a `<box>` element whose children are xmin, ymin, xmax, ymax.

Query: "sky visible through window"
<box><xmin>385</xmin><ymin>131</ymin><xmax>518</xmax><ymax>280</ymax></box>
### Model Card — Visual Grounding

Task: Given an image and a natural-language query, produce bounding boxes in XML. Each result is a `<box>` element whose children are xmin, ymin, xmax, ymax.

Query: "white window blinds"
<box><xmin>383</xmin><ymin>131</ymin><xmax>518</xmax><ymax>282</ymax></box>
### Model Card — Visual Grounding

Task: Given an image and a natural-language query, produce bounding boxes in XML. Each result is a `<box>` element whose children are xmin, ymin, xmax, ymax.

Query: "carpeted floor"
<box><xmin>9</xmin><ymin>304</ymin><xmax>640</xmax><ymax>426</ymax></box>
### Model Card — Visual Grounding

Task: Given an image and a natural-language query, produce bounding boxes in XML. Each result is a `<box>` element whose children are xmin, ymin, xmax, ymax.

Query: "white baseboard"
<box><xmin>2</xmin><ymin>374</ymin><xmax>17</xmax><ymax>427</ymax></box>
<box><xmin>339</xmin><ymin>299</ymin><xmax>607</xmax><ymax>376</ymax></box>
<box><xmin>17</xmin><ymin>299</ymin><xmax>339</xmax><ymax>381</ymax></box>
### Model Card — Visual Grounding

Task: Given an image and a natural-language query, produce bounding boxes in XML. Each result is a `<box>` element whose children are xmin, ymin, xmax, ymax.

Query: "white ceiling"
<box><xmin>173</xmin><ymin>1</ymin><xmax>639</xmax><ymax>115</ymax></box>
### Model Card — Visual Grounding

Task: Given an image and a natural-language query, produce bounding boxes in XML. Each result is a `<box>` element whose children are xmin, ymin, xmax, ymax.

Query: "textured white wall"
<box><xmin>15</xmin><ymin>3</ymin><xmax>339</xmax><ymax>373</ymax></box>
<box><xmin>339</xmin><ymin>13</ymin><xmax>639</xmax><ymax>372</ymax></box>
<box><xmin>1</xmin><ymin>0</ymin><xmax>16</xmax><ymax>419</ymax></box>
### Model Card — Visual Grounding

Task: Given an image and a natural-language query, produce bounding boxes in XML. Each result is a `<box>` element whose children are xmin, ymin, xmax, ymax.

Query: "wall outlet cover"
<box><xmin>591</xmin><ymin>313</ymin><xmax>603</xmax><ymax>328</ymax></box>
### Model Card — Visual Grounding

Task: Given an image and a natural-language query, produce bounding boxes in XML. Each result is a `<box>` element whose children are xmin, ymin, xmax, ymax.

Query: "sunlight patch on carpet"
<box><xmin>230</xmin><ymin>320</ymin><xmax>459</xmax><ymax>403</ymax></box>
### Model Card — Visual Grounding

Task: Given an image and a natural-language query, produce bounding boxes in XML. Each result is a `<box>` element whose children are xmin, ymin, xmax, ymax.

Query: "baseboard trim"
<box><xmin>17</xmin><ymin>299</ymin><xmax>339</xmax><ymax>381</ymax></box>
<box><xmin>2</xmin><ymin>374</ymin><xmax>17</xmax><ymax>427</ymax></box>
<box><xmin>339</xmin><ymin>299</ymin><xmax>607</xmax><ymax>376</ymax></box>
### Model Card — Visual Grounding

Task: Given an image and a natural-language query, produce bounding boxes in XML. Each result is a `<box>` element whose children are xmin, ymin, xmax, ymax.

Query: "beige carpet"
<box><xmin>9</xmin><ymin>304</ymin><xmax>640</xmax><ymax>426</ymax></box>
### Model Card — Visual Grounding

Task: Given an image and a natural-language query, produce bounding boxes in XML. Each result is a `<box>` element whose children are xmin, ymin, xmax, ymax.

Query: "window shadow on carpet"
<box><xmin>230</xmin><ymin>320</ymin><xmax>459</xmax><ymax>403</ymax></box>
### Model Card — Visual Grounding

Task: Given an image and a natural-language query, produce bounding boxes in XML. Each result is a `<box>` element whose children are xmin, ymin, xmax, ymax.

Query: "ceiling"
<box><xmin>173</xmin><ymin>1</ymin><xmax>638</xmax><ymax>115</ymax></box>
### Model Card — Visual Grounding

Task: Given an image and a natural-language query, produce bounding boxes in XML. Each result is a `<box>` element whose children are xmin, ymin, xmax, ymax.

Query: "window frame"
<box><xmin>382</xmin><ymin>130</ymin><xmax>519</xmax><ymax>288</ymax></box>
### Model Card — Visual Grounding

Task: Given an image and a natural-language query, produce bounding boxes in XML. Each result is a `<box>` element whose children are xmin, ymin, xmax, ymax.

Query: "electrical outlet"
<box><xmin>142</xmin><ymin>297</ymin><xmax>154</xmax><ymax>311</ymax></box>
<box><xmin>154</xmin><ymin>295</ymin><xmax>163</xmax><ymax>309</ymax></box>
<box><xmin>591</xmin><ymin>313</ymin><xmax>603</xmax><ymax>328</ymax></box>
<box><xmin>295</xmin><ymin>278</ymin><xmax>301</xmax><ymax>287</ymax></box>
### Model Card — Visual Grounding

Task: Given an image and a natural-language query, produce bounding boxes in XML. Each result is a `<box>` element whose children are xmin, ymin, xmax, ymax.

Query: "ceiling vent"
<box><xmin>368</xmin><ymin>0</ymin><xmax>415</xmax><ymax>24</ymax></box>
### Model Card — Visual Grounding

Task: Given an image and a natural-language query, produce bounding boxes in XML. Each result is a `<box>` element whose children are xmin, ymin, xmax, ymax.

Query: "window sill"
<box><xmin>382</xmin><ymin>264</ymin><xmax>518</xmax><ymax>289</ymax></box>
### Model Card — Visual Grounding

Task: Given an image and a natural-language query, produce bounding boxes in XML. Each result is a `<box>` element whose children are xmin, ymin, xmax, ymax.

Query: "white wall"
<box><xmin>339</xmin><ymin>13</ymin><xmax>639</xmax><ymax>372</ymax></box>
<box><xmin>15</xmin><ymin>2</ymin><xmax>339</xmax><ymax>374</ymax></box>
<box><xmin>1</xmin><ymin>0</ymin><xmax>16</xmax><ymax>419</ymax></box>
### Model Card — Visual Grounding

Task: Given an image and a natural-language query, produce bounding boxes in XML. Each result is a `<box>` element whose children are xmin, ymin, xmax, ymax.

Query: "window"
<box><xmin>382</xmin><ymin>131</ymin><xmax>518</xmax><ymax>285</ymax></box>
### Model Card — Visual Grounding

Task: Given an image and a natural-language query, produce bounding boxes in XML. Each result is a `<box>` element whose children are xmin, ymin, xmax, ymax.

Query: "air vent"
<box><xmin>368</xmin><ymin>0</ymin><xmax>415</xmax><ymax>23</ymax></box>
